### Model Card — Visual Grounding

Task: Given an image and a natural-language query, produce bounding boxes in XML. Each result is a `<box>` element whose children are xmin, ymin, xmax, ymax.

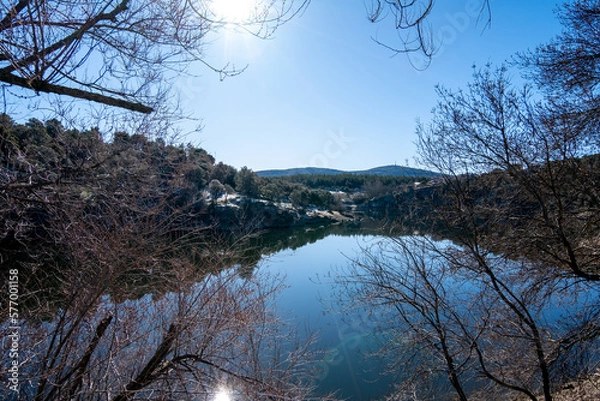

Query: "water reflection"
<box><xmin>6</xmin><ymin>220</ymin><xmax>597</xmax><ymax>401</ymax></box>
<box><xmin>0</xmin><ymin>267</ymin><xmax>316</xmax><ymax>401</ymax></box>
<box><xmin>255</xmin><ymin>230</ymin><xmax>600</xmax><ymax>400</ymax></box>
<box><xmin>258</xmin><ymin>234</ymin><xmax>394</xmax><ymax>400</ymax></box>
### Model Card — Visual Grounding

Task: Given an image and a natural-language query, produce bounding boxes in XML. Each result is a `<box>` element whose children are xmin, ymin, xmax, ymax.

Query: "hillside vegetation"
<box><xmin>0</xmin><ymin>114</ymin><xmax>428</xmax><ymax>275</ymax></box>
<box><xmin>257</xmin><ymin>165</ymin><xmax>438</xmax><ymax>178</ymax></box>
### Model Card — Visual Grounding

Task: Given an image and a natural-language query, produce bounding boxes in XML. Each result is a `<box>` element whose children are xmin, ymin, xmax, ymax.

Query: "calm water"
<box><xmin>257</xmin><ymin>233</ymin><xmax>393</xmax><ymax>400</ymax></box>
<box><xmin>9</xmin><ymin>225</ymin><xmax>596</xmax><ymax>401</ymax></box>
<box><xmin>256</xmin><ymin>229</ymin><xmax>600</xmax><ymax>401</ymax></box>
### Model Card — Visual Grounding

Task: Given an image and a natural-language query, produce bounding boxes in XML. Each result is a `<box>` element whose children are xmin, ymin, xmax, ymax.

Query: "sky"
<box><xmin>180</xmin><ymin>0</ymin><xmax>564</xmax><ymax>172</ymax></box>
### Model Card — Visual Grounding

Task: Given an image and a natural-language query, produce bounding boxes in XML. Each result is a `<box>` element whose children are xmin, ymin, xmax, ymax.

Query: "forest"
<box><xmin>0</xmin><ymin>112</ymin><xmax>430</xmax><ymax>308</ymax></box>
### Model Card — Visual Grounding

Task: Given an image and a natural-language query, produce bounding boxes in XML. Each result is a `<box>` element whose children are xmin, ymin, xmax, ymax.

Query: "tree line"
<box><xmin>0</xmin><ymin>111</ymin><xmax>426</xmax><ymax>269</ymax></box>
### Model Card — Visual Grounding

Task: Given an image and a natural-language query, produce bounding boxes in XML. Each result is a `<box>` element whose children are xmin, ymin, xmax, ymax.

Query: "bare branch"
<box><xmin>0</xmin><ymin>71</ymin><xmax>154</xmax><ymax>113</ymax></box>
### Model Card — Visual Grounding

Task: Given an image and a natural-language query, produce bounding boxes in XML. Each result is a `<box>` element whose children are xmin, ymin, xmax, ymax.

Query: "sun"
<box><xmin>211</xmin><ymin>0</ymin><xmax>258</xmax><ymax>23</ymax></box>
<box><xmin>214</xmin><ymin>388</ymin><xmax>232</xmax><ymax>401</ymax></box>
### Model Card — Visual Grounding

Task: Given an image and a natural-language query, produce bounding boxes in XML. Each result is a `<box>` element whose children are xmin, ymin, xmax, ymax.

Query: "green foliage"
<box><xmin>272</xmin><ymin>173</ymin><xmax>425</xmax><ymax>193</ymax></box>
<box><xmin>235</xmin><ymin>166</ymin><xmax>260</xmax><ymax>197</ymax></box>
<box><xmin>0</xmin><ymin>114</ymin><xmax>243</xmax><ymax>262</ymax></box>
<box><xmin>211</xmin><ymin>162</ymin><xmax>237</xmax><ymax>187</ymax></box>
<box><xmin>259</xmin><ymin>181</ymin><xmax>289</xmax><ymax>202</ymax></box>
<box><xmin>208</xmin><ymin>179</ymin><xmax>226</xmax><ymax>200</ymax></box>
<box><xmin>255</xmin><ymin>175</ymin><xmax>342</xmax><ymax>209</ymax></box>
<box><xmin>289</xmin><ymin>187</ymin><xmax>335</xmax><ymax>208</ymax></box>
<box><xmin>362</xmin><ymin>179</ymin><xmax>394</xmax><ymax>198</ymax></box>
<box><xmin>253</xmin><ymin>172</ymin><xmax>425</xmax><ymax>210</ymax></box>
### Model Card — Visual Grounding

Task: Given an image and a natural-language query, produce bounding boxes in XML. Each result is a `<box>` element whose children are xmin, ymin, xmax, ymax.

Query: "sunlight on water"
<box><xmin>214</xmin><ymin>388</ymin><xmax>232</xmax><ymax>401</ymax></box>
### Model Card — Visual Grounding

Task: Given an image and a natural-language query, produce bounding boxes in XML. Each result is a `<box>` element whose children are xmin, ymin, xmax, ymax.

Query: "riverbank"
<box><xmin>207</xmin><ymin>194</ymin><xmax>355</xmax><ymax>231</ymax></box>
<box><xmin>205</xmin><ymin>187</ymin><xmax>414</xmax><ymax>234</ymax></box>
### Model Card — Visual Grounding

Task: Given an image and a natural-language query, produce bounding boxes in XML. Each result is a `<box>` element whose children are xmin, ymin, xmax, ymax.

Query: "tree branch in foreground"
<box><xmin>0</xmin><ymin>71</ymin><xmax>153</xmax><ymax>113</ymax></box>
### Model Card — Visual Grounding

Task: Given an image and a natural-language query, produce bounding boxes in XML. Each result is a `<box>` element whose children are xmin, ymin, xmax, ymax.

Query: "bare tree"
<box><xmin>2</xmin><ymin>243</ymin><xmax>320</xmax><ymax>400</ymax></box>
<box><xmin>520</xmin><ymin>0</ymin><xmax>600</xmax><ymax>146</ymax></box>
<box><xmin>366</xmin><ymin>0</ymin><xmax>491</xmax><ymax>65</ymax></box>
<box><xmin>349</xmin><ymin>229</ymin><xmax>600</xmax><ymax>401</ymax></box>
<box><xmin>0</xmin><ymin>117</ymin><xmax>330</xmax><ymax>401</ymax></box>
<box><xmin>0</xmin><ymin>0</ymin><xmax>309</xmax><ymax>113</ymax></box>
<box><xmin>0</xmin><ymin>0</ymin><xmax>495</xmax><ymax>119</ymax></box>
<box><xmin>417</xmin><ymin>65</ymin><xmax>600</xmax><ymax>283</ymax></box>
<box><xmin>343</xmin><ymin>48</ymin><xmax>600</xmax><ymax>400</ymax></box>
<box><xmin>347</xmin><ymin>237</ymin><xmax>473</xmax><ymax>401</ymax></box>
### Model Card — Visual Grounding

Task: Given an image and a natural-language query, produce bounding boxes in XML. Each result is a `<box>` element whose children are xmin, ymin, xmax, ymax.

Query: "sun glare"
<box><xmin>212</xmin><ymin>0</ymin><xmax>258</xmax><ymax>23</ymax></box>
<box><xmin>214</xmin><ymin>389</ymin><xmax>232</xmax><ymax>401</ymax></box>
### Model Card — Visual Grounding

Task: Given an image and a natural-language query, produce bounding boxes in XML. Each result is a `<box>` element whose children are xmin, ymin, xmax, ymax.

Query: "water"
<box><xmin>258</xmin><ymin>234</ymin><xmax>393</xmax><ymax>400</ymax></box>
<box><xmin>254</xmin><ymin>229</ymin><xmax>600</xmax><ymax>400</ymax></box>
<box><xmin>6</xmin><ymin>224</ymin><xmax>597</xmax><ymax>401</ymax></box>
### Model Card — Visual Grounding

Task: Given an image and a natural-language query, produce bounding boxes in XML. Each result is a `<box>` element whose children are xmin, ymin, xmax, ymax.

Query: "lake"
<box><xmin>253</xmin><ymin>226</ymin><xmax>600</xmax><ymax>401</ymax></box>
<box><xmin>5</xmin><ymin>223</ymin><xmax>597</xmax><ymax>401</ymax></box>
<box><xmin>257</xmin><ymin>232</ymin><xmax>394</xmax><ymax>400</ymax></box>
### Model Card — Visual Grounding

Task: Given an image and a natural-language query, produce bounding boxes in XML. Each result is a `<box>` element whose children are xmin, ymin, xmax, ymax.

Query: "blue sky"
<box><xmin>180</xmin><ymin>0</ymin><xmax>563</xmax><ymax>171</ymax></box>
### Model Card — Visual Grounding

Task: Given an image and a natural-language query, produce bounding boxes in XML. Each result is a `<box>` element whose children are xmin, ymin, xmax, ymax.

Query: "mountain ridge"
<box><xmin>257</xmin><ymin>165</ymin><xmax>438</xmax><ymax>178</ymax></box>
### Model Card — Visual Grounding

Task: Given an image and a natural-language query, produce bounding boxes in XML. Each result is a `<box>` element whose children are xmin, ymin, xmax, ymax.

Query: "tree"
<box><xmin>416</xmin><ymin>64</ymin><xmax>600</xmax><ymax>283</ymax></box>
<box><xmin>235</xmin><ymin>166</ymin><xmax>259</xmax><ymax>197</ymax></box>
<box><xmin>0</xmin><ymin>0</ymin><xmax>495</xmax><ymax>115</ymax></box>
<box><xmin>0</xmin><ymin>117</ymin><xmax>327</xmax><ymax>401</ymax></box>
<box><xmin>209</xmin><ymin>178</ymin><xmax>226</xmax><ymax>201</ymax></box>
<box><xmin>2</xmin><ymin>235</ymin><xmax>320</xmax><ymax>400</ymax></box>
<box><xmin>347</xmin><ymin>233</ymin><xmax>600</xmax><ymax>401</ymax></box>
<box><xmin>211</xmin><ymin>162</ymin><xmax>238</xmax><ymax>188</ymax></box>
<box><xmin>347</xmin><ymin>238</ymin><xmax>473</xmax><ymax>401</ymax></box>
<box><xmin>363</xmin><ymin>179</ymin><xmax>391</xmax><ymax>199</ymax></box>
<box><xmin>520</xmin><ymin>0</ymin><xmax>600</xmax><ymax>148</ymax></box>
<box><xmin>366</xmin><ymin>0</ymin><xmax>491</xmax><ymax>65</ymax></box>
<box><xmin>345</xmin><ymin>43</ymin><xmax>600</xmax><ymax>401</ymax></box>
<box><xmin>289</xmin><ymin>187</ymin><xmax>309</xmax><ymax>207</ymax></box>
<box><xmin>0</xmin><ymin>0</ymin><xmax>309</xmax><ymax>113</ymax></box>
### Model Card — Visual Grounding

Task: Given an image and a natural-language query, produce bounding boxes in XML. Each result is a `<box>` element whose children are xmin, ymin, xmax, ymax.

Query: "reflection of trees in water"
<box><xmin>0</xmin><ymin>213</ymin><xmax>343</xmax><ymax>400</ymax></box>
<box><xmin>0</xmin><ymin>123</ymin><xmax>340</xmax><ymax>400</ymax></box>
<box><xmin>3</xmin><ymin>211</ymin><xmax>388</xmax><ymax>401</ymax></box>
<box><xmin>1</xmin><ymin>266</ymin><xmax>327</xmax><ymax>400</ymax></box>
<box><xmin>254</xmin><ymin>220</ymin><xmax>404</xmax><ymax>253</ymax></box>
<box><xmin>343</xmin><ymin>32</ymin><xmax>600</xmax><ymax>399</ymax></box>
<box><xmin>345</xmin><ymin>236</ymin><xmax>599</xmax><ymax>401</ymax></box>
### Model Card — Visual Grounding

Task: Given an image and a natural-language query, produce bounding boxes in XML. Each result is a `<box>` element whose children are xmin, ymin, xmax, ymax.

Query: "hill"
<box><xmin>257</xmin><ymin>165</ymin><xmax>438</xmax><ymax>178</ymax></box>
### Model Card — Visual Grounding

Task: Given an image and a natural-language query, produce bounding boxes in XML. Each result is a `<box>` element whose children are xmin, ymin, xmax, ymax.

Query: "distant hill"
<box><xmin>257</xmin><ymin>165</ymin><xmax>439</xmax><ymax>178</ymax></box>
